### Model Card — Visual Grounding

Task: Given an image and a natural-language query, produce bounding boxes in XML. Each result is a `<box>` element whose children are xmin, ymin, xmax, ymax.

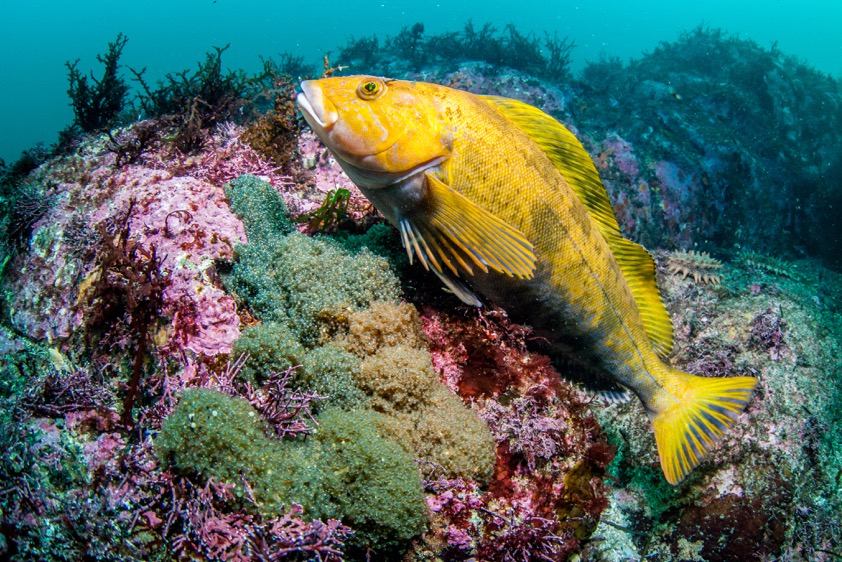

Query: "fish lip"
<box><xmin>296</xmin><ymin>81</ymin><xmax>338</xmax><ymax>130</ymax></box>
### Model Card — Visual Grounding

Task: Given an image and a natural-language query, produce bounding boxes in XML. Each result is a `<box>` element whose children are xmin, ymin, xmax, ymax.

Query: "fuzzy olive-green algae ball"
<box><xmin>155</xmin><ymin>388</ymin><xmax>427</xmax><ymax>552</ymax></box>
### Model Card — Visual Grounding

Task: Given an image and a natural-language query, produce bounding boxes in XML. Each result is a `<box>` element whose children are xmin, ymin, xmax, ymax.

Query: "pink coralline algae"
<box><xmin>82</xmin><ymin>432</ymin><xmax>126</xmax><ymax>473</ymax></box>
<box><xmin>602</xmin><ymin>134</ymin><xmax>640</xmax><ymax>179</ymax></box>
<box><xmin>654</xmin><ymin>159</ymin><xmax>697</xmax><ymax>245</ymax></box>
<box><xmin>94</xmin><ymin>172</ymin><xmax>246</xmax><ymax>357</ymax></box>
<box><xmin>6</xmin><ymin>125</ymin><xmax>251</xmax><ymax>358</ymax></box>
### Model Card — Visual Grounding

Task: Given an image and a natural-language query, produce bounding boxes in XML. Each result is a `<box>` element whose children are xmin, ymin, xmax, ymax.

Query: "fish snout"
<box><xmin>297</xmin><ymin>80</ymin><xmax>339</xmax><ymax>130</ymax></box>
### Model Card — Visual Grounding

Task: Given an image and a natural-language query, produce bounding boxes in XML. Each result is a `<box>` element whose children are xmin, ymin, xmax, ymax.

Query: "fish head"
<box><xmin>297</xmin><ymin>76</ymin><xmax>452</xmax><ymax>187</ymax></box>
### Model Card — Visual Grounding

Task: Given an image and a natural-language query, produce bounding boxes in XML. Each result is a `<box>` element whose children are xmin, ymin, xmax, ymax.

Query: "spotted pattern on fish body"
<box><xmin>297</xmin><ymin>76</ymin><xmax>758</xmax><ymax>485</ymax></box>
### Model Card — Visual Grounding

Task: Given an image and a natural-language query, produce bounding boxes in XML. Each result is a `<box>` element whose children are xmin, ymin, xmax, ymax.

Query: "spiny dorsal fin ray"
<box><xmin>398</xmin><ymin>173</ymin><xmax>537</xmax><ymax>280</ymax></box>
<box><xmin>604</xmin><ymin>234</ymin><xmax>675</xmax><ymax>358</ymax></box>
<box><xmin>482</xmin><ymin>95</ymin><xmax>621</xmax><ymax>236</ymax></box>
<box><xmin>482</xmin><ymin>95</ymin><xmax>674</xmax><ymax>357</ymax></box>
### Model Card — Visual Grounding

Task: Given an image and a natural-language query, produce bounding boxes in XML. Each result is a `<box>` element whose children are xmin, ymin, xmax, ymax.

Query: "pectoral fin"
<box><xmin>398</xmin><ymin>173</ymin><xmax>536</xmax><ymax>279</ymax></box>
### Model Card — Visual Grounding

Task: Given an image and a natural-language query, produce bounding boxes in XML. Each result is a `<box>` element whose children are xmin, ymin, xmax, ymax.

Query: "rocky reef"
<box><xmin>1</xmin><ymin>23</ymin><xmax>840</xmax><ymax>562</ymax></box>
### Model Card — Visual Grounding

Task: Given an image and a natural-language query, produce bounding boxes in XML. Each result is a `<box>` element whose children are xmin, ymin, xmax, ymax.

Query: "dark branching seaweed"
<box><xmin>0</xmin><ymin>144</ymin><xmax>52</xmax><ymax>250</ymax></box>
<box><xmin>105</xmin><ymin>120</ymin><xmax>159</xmax><ymax>167</ymax></box>
<box><xmin>0</xmin><ymin>416</ymin><xmax>53</xmax><ymax>544</ymax></box>
<box><xmin>457</xmin><ymin>20</ymin><xmax>506</xmax><ymax>64</ymax></box>
<box><xmin>131</xmin><ymin>45</ymin><xmax>242</xmax><ymax>119</ymax></box>
<box><xmin>390</xmin><ymin>23</ymin><xmax>426</xmax><ymax>70</ymax></box>
<box><xmin>543</xmin><ymin>31</ymin><xmax>576</xmax><ymax>80</ymax></box>
<box><xmin>66</xmin><ymin>34</ymin><xmax>130</xmax><ymax>133</ymax></box>
<box><xmin>338</xmin><ymin>35</ymin><xmax>381</xmax><ymax>71</ymax></box>
<box><xmin>64</xmin><ymin>213</ymin><xmax>101</xmax><ymax>264</ymax></box>
<box><xmin>83</xmin><ymin>201</ymin><xmax>169</xmax><ymax>427</ymax></box>
<box><xmin>260</xmin><ymin>52</ymin><xmax>315</xmax><ymax>81</ymax></box>
<box><xmin>21</xmin><ymin>368</ymin><xmax>112</xmax><ymax>418</ymax></box>
<box><xmin>242</xmin><ymin>66</ymin><xmax>305</xmax><ymax>170</ymax></box>
<box><xmin>131</xmin><ymin>45</ymin><xmax>252</xmax><ymax>153</ymax></box>
<box><xmin>580</xmin><ymin>54</ymin><xmax>626</xmax><ymax>96</ymax></box>
<box><xmin>0</xmin><ymin>143</ymin><xmax>52</xmax><ymax>192</ymax></box>
<box><xmin>173</xmin><ymin>97</ymin><xmax>210</xmax><ymax>153</ymax></box>
<box><xmin>4</xmin><ymin>182</ymin><xmax>56</xmax><ymax>252</ymax></box>
<box><xmin>497</xmin><ymin>24</ymin><xmax>544</xmax><ymax>75</ymax></box>
<box><xmin>335</xmin><ymin>21</ymin><xmax>574</xmax><ymax>83</ymax></box>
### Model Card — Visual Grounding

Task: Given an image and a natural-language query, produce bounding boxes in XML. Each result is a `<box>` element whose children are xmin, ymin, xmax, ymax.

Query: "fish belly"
<box><xmin>468</xmin><ymin>210</ymin><xmax>663</xmax><ymax>403</ymax></box>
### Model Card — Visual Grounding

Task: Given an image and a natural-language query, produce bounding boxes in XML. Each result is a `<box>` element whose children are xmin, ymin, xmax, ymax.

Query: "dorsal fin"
<box><xmin>482</xmin><ymin>95</ymin><xmax>621</xmax><ymax>236</ymax></box>
<box><xmin>482</xmin><ymin>95</ymin><xmax>674</xmax><ymax>357</ymax></box>
<box><xmin>604</xmin><ymin>234</ymin><xmax>674</xmax><ymax>357</ymax></box>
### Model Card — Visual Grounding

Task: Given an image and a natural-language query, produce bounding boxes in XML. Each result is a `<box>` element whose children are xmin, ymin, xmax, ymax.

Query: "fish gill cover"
<box><xmin>0</xmin><ymin>22</ymin><xmax>839</xmax><ymax>562</ymax></box>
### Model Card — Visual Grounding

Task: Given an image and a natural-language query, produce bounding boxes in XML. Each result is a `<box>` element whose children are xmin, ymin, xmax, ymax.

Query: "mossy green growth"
<box><xmin>356</xmin><ymin>344</ymin><xmax>496</xmax><ymax>483</ymax></box>
<box><xmin>312</xmin><ymin>407</ymin><xmax>427</xmax><ymax>553</ymax></box>
<box><xmin>357</xmin><ymin>345</ymin><xmax>437</xmax><ymax>413</ymax></box>
<box><xmin>604</xmin><ymin>425</ymin><xmax>695</xmax><ymax>521</ymax></box>
<box><xmin>156</xmin><ymin>390</ymin><xmax>427</xmax><ymax>553</ymax></box>
<box><xmin>331</xmin><ymin>303</ymin><xmax>497</xmax><ymax>482</ymax></box>
<box><xmin>300</xmin><ymin>345</ymin><xmax>368</xmax><ymax>411</ymax></box>
<box><xmin>225</xmin><ymin>174</ymin><xmax>294</xmax><ymax>243</ymax></box>
<box><xmin>332</xmin><ymin>222</ymin><xmax>408</xmax><ymax>267</ymax></box>
<box><xmin>224</xmin><ymin>175</ymin><xmax>402</xmax><ymax>346</ymax></box>
<box><xmin>154</xmin><ymin>388</ymin><xmax>315</xmax><ymax>515</ymax></box>
<box><xmin>627</xmin><ymin>464</ymin><xmax>693</xmax><ymax>521</ymax></box>
<box><xmin>0</xmin><ymin>327</ymin><xmax>49</xmax><ymax>398</ymax></box>
<box><xmin>231</xmin><ymin>321</ymin><xmax>304</xmax><ymax>383</ymax></box>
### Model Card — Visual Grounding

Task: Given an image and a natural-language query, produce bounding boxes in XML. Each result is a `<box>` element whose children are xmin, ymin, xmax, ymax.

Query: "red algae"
<box><xmin>415</xmin><ymin>303</ymin><xmax>613</xmax><ymax>559</ymax></box>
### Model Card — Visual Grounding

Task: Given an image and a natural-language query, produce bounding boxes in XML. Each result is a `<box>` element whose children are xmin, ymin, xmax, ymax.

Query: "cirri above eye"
<box><xmin>357</xmin><ymin>78</ymin><xmax>385</xmax><ymax>100</ymax></box>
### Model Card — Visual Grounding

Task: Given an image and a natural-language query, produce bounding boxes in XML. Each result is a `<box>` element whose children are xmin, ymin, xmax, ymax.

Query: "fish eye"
<box><xmin>357</xmin><ymin>78</ymin><xmax>385</xmax><ymax>100</ymax></box>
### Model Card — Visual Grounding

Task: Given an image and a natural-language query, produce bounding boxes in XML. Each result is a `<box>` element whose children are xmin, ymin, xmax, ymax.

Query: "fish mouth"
<box><xmin>296</xmin><ymin>81</ymin><xmax>338</xmax><ymax>130</ymax></box>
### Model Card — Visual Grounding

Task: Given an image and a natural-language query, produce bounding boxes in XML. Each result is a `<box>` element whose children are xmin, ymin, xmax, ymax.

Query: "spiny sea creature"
<box><xmin>6</xmin><ymin>183</ymin><xmax>56</xmax><ymax>252</ymax></box>
<box><xmin>736</xmin><ymin>250</ymin><xmax>802</xmax><ymax>281</ymax></box>
<box><xmin>666</xmin><ymin>250</ymin><xmax>724</xmax><ymax>285</ymax></box>
<box><xmin>297</xmin><ymin>75</ymin><xmax>757</xmax><ymax>484</ymax></box>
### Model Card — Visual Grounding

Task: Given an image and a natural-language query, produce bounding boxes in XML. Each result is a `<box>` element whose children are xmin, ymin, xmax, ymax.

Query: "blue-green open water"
<box><xmin>1</xmin><ymin>0</ymin><xmax>841</xmax><ymax>163</ymax></box>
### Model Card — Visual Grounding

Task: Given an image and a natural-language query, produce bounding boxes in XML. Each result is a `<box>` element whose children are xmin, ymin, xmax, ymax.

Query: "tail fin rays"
<box><xmin>652</xmin><ymin>372</ymin><xmax>758</xmax><ymax>484</ymax></box>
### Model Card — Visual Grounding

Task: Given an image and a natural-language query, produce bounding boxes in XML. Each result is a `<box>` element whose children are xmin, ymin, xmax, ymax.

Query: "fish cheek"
<box><xmin>333</xmin><ymin>107</ymin><xmax>394</xmax><ymax>157</ymax></box>
<box><xmin>331</xmin><ymin>120</ymin><xmax>372</xmax><ymax>157</ymax></box>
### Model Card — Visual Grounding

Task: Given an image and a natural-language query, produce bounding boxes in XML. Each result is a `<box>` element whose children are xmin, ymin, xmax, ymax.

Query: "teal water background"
<box><xmin>1</xmin><ymin>0</ymin><xmax>841</xmax><ymax>163</ymax></box>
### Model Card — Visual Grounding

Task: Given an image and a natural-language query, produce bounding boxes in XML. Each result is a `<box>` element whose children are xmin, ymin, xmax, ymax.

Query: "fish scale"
<box><xmin>442</xmin><ymin>91</ymin><xmax>652</xmax><ymax>388</ymax></box>
<box><xmin>297</xmin><ymin>75</ymin><xmax>757</xmax><ymax>484</ymax></box>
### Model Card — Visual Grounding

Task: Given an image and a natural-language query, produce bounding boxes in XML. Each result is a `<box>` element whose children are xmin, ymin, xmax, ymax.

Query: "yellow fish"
<box><xmin>297</xmin><ymin>76</ymin><xmax>757</xmax><ymax>484</ymax></box>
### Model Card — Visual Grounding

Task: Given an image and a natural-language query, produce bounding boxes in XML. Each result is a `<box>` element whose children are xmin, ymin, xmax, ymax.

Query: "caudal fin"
<box><xmin>651</xmin><ymin>371</ymin><xmax>758</xmax><ymax>484</ymax></box>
